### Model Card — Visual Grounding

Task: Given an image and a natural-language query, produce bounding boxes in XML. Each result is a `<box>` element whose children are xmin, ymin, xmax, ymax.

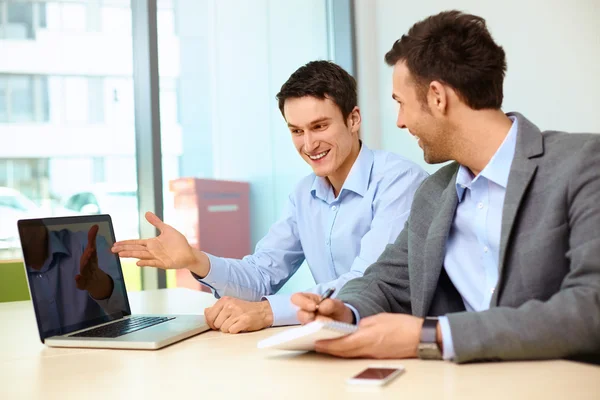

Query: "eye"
<box><xmin>314</xmin><ymin>124</ymin><xmax>327</xmax><ymax>131</ymax></box>
<box><xmin>291</xmin><ymin>129</ymin><xmax>303</xmax><ymax>135</ymax></box>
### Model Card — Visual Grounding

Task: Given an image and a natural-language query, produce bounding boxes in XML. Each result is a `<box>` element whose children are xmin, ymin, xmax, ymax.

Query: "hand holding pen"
<box><xmin>291</xmin><ymin>287</ymin><xmax>355</xmax><ymax>325</ymax></box>
<box><xmin>315</xmin><ymin>287</ymin><xmax>336</xmax><ymax>310</ymax></box>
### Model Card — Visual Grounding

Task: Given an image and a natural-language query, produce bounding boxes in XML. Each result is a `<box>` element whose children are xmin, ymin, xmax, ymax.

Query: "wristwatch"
<box><xmin>418</xmin><ymin>317</ymin><xmax>443</xmax><ymax>360</ymax></box>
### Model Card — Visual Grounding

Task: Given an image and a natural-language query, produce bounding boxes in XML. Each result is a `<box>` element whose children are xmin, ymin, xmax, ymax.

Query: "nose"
<box><xmin>304</xmin><ymin>131</ymin><xmax>319</xmax><ymax>153</ymax></box>
<box><xmin>396</xmin><ymin>110</ymin><xmax>406</xmax><ymax>129</ymax></box>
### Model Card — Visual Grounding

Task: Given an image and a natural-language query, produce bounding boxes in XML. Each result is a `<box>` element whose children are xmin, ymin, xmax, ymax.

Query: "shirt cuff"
<box><xmin>192</xmin><ymin>253</ymin><xmax>228</xmax><ymax>293</ymax></box>
<box><xmin>263</xmin><ymin>294</ymin><xmax>299</xmax><ymax>326</ymax></box>
<box><xmin>438</xmin><ymin>316</ymin><xmax>455</xmax><ymax>361</ymax></box>
<box><xmin>345</xmin><ymin>303</ymin><xmax>361</xmax><ymax>324</ymax></box>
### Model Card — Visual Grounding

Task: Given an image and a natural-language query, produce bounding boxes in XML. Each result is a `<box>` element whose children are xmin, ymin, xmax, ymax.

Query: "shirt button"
<box><xmin>331</xmin><ymin>205</ymin><xmax>337</xmax><ymax>211</ymax></box>
<box><xmin>483</xmin><ymin>246</ymin><xmax>489</xmax><ymax>253</ymax></box>
<box><xmin>38</xmin><ymin>274</ymin><xmax>42</xmax><ymax>278</ymax></box>
<box><xmin>477</xmin><ymin>202</ymin><xmax>484</xmax><ymax>209</ymax></box>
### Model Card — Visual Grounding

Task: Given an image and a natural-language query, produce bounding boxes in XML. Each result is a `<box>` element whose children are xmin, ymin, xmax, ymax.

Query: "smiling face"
<box><xmin>392</xmin><ymin>62</ymin><xmax>453</xmax><ymax>164</ymax></box>
<box><xmin>283</xmin><ymin>96</ymin><xmax>361</xmax><ymax>187</ymax></box>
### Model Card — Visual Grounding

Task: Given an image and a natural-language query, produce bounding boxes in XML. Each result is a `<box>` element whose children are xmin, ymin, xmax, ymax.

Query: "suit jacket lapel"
<box><xmin>492</xmin><ymin>112</ymin><xmax>544</xmax><ymax>306</ymax></box>
<box><xmin>418</xmin><ymin>168</ymin><xmax>459</xmax><ymax>316</ymax></box>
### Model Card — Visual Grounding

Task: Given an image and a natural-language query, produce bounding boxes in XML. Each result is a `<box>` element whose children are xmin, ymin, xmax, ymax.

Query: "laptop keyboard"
<box><xmin>71</xmin><ymin>316</ymin><xmax>175</xmax><ymax>338</ymax></box>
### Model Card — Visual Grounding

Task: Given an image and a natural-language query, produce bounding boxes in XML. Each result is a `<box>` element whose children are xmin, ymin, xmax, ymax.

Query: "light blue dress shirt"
<box><xmin>438</xmin><ymin>117</ymin><xmax>518</xmax><ymax>360</ymax></box>
<box><xmin>26</xmin><ymin>229</ymin><xmax>126</xmax><ymax>337</ymax></box>
<box><xmin>197</xmin><ymin>143</ymin><xmax>428</xmax><ymax>326</ymax></box>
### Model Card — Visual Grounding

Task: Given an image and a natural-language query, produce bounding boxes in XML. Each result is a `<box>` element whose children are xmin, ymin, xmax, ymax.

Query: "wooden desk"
<box><xmin>1</xmin><ymin>288</ymin><xmax>598</xmax><ymax>399</ymax></box>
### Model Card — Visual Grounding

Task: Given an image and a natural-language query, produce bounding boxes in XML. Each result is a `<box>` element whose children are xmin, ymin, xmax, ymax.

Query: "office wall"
<box><xmin>355</xmin><ymin>0</ymin><xmax>600</xmax><ymax>173</ymax></box>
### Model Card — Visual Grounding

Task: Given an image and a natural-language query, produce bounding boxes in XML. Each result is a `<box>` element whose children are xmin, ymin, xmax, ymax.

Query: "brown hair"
<box><xmin>385</xmin><ymin>10</ymin><xmax>507</xmax><ymax>110</ymax></box>
<box><xmin>276</xmin><ymin>60</ymin><xmax>357</xmax><ymax>122</ymax></box>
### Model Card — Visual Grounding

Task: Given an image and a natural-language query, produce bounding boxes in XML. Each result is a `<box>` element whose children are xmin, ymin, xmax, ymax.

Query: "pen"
<box><xmin>315</xmin><ymin>287</ymin><xmax>336</xmax><ymax>310</ymax></box>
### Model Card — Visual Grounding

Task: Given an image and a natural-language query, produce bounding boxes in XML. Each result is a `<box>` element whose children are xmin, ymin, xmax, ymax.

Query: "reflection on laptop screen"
<box><xmin>18</xmin><ymin>216</ymin><xmax>131</xmax><ymax>341</ymax></box>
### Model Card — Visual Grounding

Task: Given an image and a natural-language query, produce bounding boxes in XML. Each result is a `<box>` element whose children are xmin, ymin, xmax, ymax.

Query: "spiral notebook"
<box><xmin>257</xmin><ymin>320</ymin><xmax>358</xmax><ymax>351</ymax></box>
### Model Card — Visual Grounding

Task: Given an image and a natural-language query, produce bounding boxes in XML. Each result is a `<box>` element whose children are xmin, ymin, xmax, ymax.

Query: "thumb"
<box><xmin>145</xmin><ymin>211</ymin><xmax>167</xmax><ymax>233</ymax></box>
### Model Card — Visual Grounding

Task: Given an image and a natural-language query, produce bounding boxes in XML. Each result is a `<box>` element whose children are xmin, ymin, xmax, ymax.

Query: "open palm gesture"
<box><xmin>112</xmin><ymin>211</ymin><xmax>196</xmax><ymax>270</ymax></box>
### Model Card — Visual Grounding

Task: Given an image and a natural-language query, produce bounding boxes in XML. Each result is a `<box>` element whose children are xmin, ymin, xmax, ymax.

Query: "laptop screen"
<box><xmin>18</xmin><ymin>215</ymin><xmax>131</xmax><ymax>342</ymax></box>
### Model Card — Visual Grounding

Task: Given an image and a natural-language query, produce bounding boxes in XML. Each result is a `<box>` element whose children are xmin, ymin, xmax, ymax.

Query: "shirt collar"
<box><xmin>311</xmin><ymin>142</ymin><xmax>374</xmax><ymax>202</ymax></box>
<box><xmin>455</xmin><ymin>116</ymin><xmax>518</xmax><ymax>201</ymax></box>
<box><xmin>49</xmin><ymin>230</ymin><xmax>71</xmax><ymax>257</ymax></box>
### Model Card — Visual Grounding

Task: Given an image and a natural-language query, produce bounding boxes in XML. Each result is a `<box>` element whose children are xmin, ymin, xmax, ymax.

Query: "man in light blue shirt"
<box><xmin>112</xmin><ymin>61</ymin><xmax>428</xmax><ymax>333</ymax></box>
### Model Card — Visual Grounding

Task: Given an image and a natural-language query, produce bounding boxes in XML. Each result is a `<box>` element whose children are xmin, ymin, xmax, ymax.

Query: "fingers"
<box><xmin>112</xmin><ymin>241</ymin><xmax>148</xmax><ymax>252</ymax></box>
<box><xmin>297</xmin><ymin>310</ymin><xmax>317</xmax><ymax>325</ymax></box>
<box><xmin>219</xmin><ymin>315</ymin><xmax>238</xmax><ymax>333</ymax></box>
<box><xmin>315</xmin><ymin>298</ymin><xmax>340</xmax><ymax>316</ymax></box>
<box><xmin>315</xmin><ymin>332</ymin><xmax>367</xmax><ymax>358</ymax></box>
<box><xmin>204</xmin><ymin>300</ymin><xmax>227</xmax><ymax>330</ymax></box>
<box><xmin>87</xmin><ymin>224</ymin><xmax>99</xmax><ymax>249</ymax></box>
<box><xmin>80</xmin><ymin>245</ymin><xmax>94</xmax><ymax>273</ymax></box>
<box><xmin>145</xmin><ymin>211</ymin><xmax>167</xmax><ymax>233</ymax></box>
<box><xmin>203</xmin><ymin>308</ymin><xmax>215</xmax><ymax>330</ymax></box>
<box><xmin>212</xmin><ymin>307</ymin><xmax>232</xmax><ymax>330</ymax></box>
<box><xmin>291</xmin><ymin>292</ymin><xmax>320</xmax><ymax>312</ymax></box>
<box><xmin>135</xmin><ymin>259</ymin><xmax>165</xmax><ymax>268</ymax></box>
<box><xmin>228</xmin><ymin>317</ymin><xmax>251</xmax><ymax>334</ymax></box>
<box><xmin>115</xmin><ymin>250</ymin><xmax>153</xmax><ymax>259</ymax></box>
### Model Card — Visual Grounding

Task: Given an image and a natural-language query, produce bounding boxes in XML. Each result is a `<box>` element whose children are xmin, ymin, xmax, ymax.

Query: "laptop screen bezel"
<box><xmin>18</xmin><ymin>214</ymin><xmax>133</xmax><ymax>343</ymax></box>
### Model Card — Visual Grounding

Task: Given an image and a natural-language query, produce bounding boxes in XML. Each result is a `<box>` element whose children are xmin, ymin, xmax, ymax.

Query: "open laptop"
<box><xmin>18</xmin><ymin>214</ymin><xmax>209</xmax><ymax>349</ymax></box>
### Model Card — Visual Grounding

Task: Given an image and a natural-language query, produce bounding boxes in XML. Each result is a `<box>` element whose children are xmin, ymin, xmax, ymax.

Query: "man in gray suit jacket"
<box><xmin>292</xmin><ymin>10</ymin><xmax>600</xmax><ymax>363</ymax></box>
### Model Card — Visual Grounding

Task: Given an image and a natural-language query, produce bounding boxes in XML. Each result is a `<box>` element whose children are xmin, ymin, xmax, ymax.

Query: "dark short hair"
<box><xmin>385</xmin><ymin>10</ymin><xmax>507</xmax><ymax>110</ymax></box>
<box><xmin>276</xmin><ymin>60</ymin><xmax>357</xmax><ymax>122</ymax></box>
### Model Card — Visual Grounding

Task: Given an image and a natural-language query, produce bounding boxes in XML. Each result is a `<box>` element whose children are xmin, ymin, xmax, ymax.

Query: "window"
<box><xmin>11</xmin><ymin>75</ymin><xmax>34</xmax><ymax>122</ymax></box>
<box><xmin>0</xmin><ymin>74</ymin><xmax>49</xmax><ymax>123</ymax></box>
<box><xmin>0</xmin><ymin>76</ymin><xmax>7</xmax><ymax>122</ymax></box>
<box><xmin>0</xmin><ymin>0</ymin><xmax>140</xmax><ymax>297</ymax></box>
<box><xmin>6</xmin><ymin>1</ymin><xmax>34</xmax><ymax>39</ymax></box>
<box><xmin>0</xmin><ymin>1</ymin><xmax>47</xmax><ymax>39</ymax></box>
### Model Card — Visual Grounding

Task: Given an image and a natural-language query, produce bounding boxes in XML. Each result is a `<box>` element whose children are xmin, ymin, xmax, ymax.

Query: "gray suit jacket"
<box><xmin>338</xmin><ymin>112</ymin><xmax>600</xmax><ymax>363</ymax></box>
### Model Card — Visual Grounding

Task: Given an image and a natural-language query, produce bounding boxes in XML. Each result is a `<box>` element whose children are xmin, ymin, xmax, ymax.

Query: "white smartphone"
<box><xmin>346</xmin><ymin>365</ymin><xmax>405</xmax><ymax>386</ymax></box>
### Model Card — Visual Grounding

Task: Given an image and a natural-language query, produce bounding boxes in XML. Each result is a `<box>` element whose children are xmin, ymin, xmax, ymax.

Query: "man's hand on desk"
<box><xmin>314</xmin><ymin>313</ymin><xmax>425</xmax><ymax>359</ymax></box>
<box><xmin>292</xmin><ymin>293</ymin><xmax>444</xmax><ymax>359</ymax></box>
<box><xmin>111</xmin><ymin>211</ymin><xmax>210</xmax><ymax>277</ymax></box>
<box><xmin>315</xmin><ymin>313</ymin><xmax>423</xmax><ymax>359</ymax></box>
<box><xmin>204</xmin><ymin>297</ymin><xmax>274</xmax><ymax>333</ymax></box>
<box><xmin>291</xmin><ymin>293</ymin><xmax>354</xmax><ymax>324</ymax></box>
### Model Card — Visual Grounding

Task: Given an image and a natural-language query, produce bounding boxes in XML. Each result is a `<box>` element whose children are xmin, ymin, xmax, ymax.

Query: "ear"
<box><xmin>347</xmin><ymin>106</ymin><xmax>362</xmax><ymax>134</ymax></box>
<box><xmin>428</xmin><ymin>81</ymin><xmax>448</xmax><ymax>115</ymax></box>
